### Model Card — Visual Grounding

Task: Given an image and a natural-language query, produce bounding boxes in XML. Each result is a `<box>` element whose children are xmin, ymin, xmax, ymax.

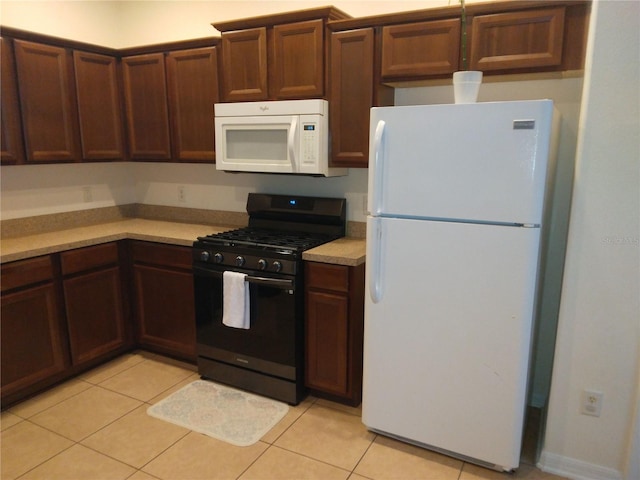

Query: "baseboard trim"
<box><xmin>538</xmin><ymin>451</ymin><xmax>622</xmax><ymax>480</ymax></box>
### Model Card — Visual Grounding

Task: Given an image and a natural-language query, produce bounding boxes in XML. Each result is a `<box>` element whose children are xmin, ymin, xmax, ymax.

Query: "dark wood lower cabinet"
<box><xmin>1</xmin><ymin>256</ymin><xmax>68</xmax><ymax>406</ymax></box>
<box><xmin>1</xmin><ymin>243</ymin><xmax>131</xmax><ymax>407</ymax></box>
<box><xmin>1</xmin><ymin>283</ymin><xmax>67</xmax><ymax>401</ymax></box>
<box><xmin>305</xmin><ymin>261</ymin><xmax>365</xmax><ymax>406</ymax></box>
<box><xmin>130</xmin><ymin>241</ymin><xmax>196</xmax><ymax>362</ymax></box>
<box><xmin>2</xmin><ymin>240</ymin><xmax>369</xmax><ymax>407</ymax></box>
<box><xmin>61</xmin><ymin>243</ymin><xmax>129</xmax><ymax>366</ymax></box>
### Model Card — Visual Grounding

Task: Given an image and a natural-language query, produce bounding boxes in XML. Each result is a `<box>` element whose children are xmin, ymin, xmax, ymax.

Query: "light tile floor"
<box><xmin>1</xmin><ymin>352</ymin><xmax>567</xmax><ymax>480</ymax></box>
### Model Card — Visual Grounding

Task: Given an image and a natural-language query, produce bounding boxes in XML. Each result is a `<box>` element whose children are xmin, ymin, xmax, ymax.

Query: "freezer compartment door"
<box><xmin>368</xmin><ymin>100</ymin><xmax>556</xmax><ymax>225</ymax></box>
<box><xmin>363</xmin><ymin>216</ymin><xmax>541</xmax><ymax>470</ymax></box>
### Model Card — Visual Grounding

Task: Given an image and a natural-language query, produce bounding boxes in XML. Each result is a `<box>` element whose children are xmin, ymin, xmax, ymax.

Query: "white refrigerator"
<box><xmin>363</xmin><ymin>100</ymin><xmax>559</xmax><ymax>471</ymax></box>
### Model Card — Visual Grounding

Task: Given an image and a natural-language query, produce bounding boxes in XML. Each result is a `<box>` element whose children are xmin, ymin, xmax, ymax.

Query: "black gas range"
<box><xmin>193</xmin><ymin>193</ymin><xmax>346</xmax><ymax>404</ymax></box>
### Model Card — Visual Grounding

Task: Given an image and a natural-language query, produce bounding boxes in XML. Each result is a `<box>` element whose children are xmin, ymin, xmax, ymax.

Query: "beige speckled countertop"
<box><xmin>302</xmin><ymin>237</ymin><xmax>366</xmax><ymax>266</ymax></box>
<box><xmin>0</xmin><ymin>219</ymin><xmax>227</xmax><ymax>263</ymax></box>
<box><xmin>0</xmin><ymin>219</ymin><xmax>366</xmax><ymax>266</ymax></box>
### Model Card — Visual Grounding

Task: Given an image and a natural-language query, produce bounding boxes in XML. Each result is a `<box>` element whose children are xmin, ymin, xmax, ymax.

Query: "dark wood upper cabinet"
<box><xmin>220</xmin><ymin>21</ymin><xmax>325</xmax><ymax>102</ymax></box>
<box><xmin>122</xmin><ymin>53</ymin><xmax>172</xmax><ymax>160</ymax></box>
<box><xmin>13</xmin><ymin>40</ymin><xmax>81</xmax><ymax>163</ymax></box>
<box><xmin>381</xmin><ymin>19</ymin><xmax>460</xmax><ymax>79</ymax></box>
<box><xmin>215</xmin><ymin>7</ymin><xmax>350</xmax><ymax>102</ymax></box>
<box><xmin>220</xmin><ymin>28</ymin><xmax>269</xmax><ymax>102</ymax></box>
<box><xmin>329</xmin><ymin>28</ymin><xmax>374</xmax><ymax>168</ymax></box>
<box><xmin>329</xmin><ymin>28</ymin><xmax>393</xmax><ymax>168</ymax></box>
<box><xmin>469</xmin><ymin>7</ymin><xmax>566</xmax><ymax>72</ymax></box>
<box><xmin>166</xmin><ymin>47</ymin><xmax>219</xmax><ymax>162</ymax></box>
<box><xmin>330</xmin><ymin>0</ymin><xmax>589</xmax><ymax>85</ymax></box>
<box><xmin>73</xmin><ymin>51</ymin><xmax>125</xmax><ymax>161</ymax></box>
<box><xmin>1</xmin><ymin>37</ymin><xmax>25</xmax><ymax>165</ymax></box>
<box><xmin>271</xmin><ymin>19</ymin><xmax>324</xmax><ymax>99</ymax></box>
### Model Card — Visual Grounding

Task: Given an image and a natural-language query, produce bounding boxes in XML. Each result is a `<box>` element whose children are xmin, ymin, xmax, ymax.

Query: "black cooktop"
<box><xmin>196</xmin><ymin>227</ymin><xmax>338</xmax><ymax>253</ymax></box>
<box><xmin>196</xmin><ymin>193</ymin><xmax>346</xmax><ymax>255</ymax></box>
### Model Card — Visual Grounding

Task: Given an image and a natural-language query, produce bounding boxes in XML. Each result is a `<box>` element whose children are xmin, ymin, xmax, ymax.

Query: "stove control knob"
<box><xmin>257</xmin><ymin>259</ymin><xmax>268</xmax><ymax>270</ymax></box>
<box><xmin>235</xmin><ymin>255</ymin><xmax>245</xmax><ymax>267</ymax></box>
<box><xmin>272</xmin><ymin>261</ymin><xmax>282</xmax><ymax>272</ymax></box>
<box><xmin>200</xmin><ymin>251</ymin><xmax>210</xmax><ymax>262</ymax></box>
<box><xmin>213</xmin><ymin>253</ymin><xmax>224</xmax><ymax>264</ymax></box>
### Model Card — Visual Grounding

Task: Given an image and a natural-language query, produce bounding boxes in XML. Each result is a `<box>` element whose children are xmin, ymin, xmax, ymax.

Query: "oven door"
<box><xmin>193</xmin><ymin>265</ymin><xmax>301</xmax><ymax>380</ymax></box>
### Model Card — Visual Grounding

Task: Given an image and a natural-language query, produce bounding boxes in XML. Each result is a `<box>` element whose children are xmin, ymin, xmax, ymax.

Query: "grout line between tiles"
<box><xmin>13</xmin><ymin>437</ymin><xmax>78</xmax><ymax>480</ymax></box>
<box><xmin>262</xmin><ymin>443</ymin><xmax>354</xmax><ymax>478</ymax></box>
<box><xmin>350</xmin><ymin>431</ymin><xmax>378</xmax><ymax>477</ymax></box>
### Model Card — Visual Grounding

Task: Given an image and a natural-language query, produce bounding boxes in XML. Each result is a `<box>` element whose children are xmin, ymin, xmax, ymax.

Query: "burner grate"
<box><xmin>197</xmin><ymin>227</ymin><xmax>338</xmax><ymax>253</ymax></box>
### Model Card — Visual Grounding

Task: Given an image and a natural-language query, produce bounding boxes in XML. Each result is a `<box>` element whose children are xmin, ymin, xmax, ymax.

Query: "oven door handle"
<box><xmin>193</xmin><ymin>266</ymin><xmax>294</xmax><ymax>290</ymax></box>
<box><xmin>245</xmin><ymin>275</ymin><xmax>294</xmax><ymax>290</ymax></box>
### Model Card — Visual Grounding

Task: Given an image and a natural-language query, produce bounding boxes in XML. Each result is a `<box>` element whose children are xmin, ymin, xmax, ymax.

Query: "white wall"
<box><xmin>132</xmin><ymin>163</ymin><xmax>370</xmax><ymax>223</ymax></box>
<box><xmin>539</xmin><ymin>2</ymin><xmax>640</xmax><ymax>480</ymax></box>
<box><xmin>0</xmin><ymin>163</ymin><xmax>135</xmax><ymax>219</ymax></box>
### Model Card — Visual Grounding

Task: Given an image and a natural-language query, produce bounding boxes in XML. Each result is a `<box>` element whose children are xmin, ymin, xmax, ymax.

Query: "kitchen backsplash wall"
<box><xmin>0</xmin><ymin>163</ymin><xmax>369</xmax><ymax>223</ymax></box>
<box><xmin>132</xmin><ymin>164</ymin><xmax>370</xmax><ymax>223</ymax></box>
<box><xmin>0</xmin><ymin>162</ymin><xmax>136</xmax><ymax>220</ymax></box>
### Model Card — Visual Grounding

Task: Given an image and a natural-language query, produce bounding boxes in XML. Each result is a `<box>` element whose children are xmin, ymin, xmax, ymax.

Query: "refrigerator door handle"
<box><xmin>369</xmin><ymin>120</ymin><xmax>386</xmax><ymax>215</ymax></box>
<box><xmin>368</xmin><ymin>217</ymin><xmax>384</xmax><ymax>303</ymax></box>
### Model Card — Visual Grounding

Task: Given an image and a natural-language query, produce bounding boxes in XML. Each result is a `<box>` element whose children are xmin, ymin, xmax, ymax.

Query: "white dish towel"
<box><xmin>222</xmin><ymin>271</ymin><xmax>250</xmax><ymax>329</ymax></box>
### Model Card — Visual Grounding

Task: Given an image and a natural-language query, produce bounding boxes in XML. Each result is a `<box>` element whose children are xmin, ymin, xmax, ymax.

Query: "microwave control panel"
<box><xmin>301</xmin><ymin>123</ymin><xmax>319</xmax><ymax>163</ymax></box>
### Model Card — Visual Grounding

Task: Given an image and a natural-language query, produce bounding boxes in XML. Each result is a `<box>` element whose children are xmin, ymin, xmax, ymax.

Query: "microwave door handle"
<box><xmin>288</xmin><ymin>117</ymin><xmax>298</xmax><ymax>172</ymax></box>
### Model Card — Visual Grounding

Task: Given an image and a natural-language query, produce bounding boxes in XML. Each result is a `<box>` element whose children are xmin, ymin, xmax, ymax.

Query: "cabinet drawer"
<box><xmin>60</xmin><ymin>243</ymin><xmax>119</xmax><ymax>275</ymax></box>
<box><xmin>306</xmin><ymin>262</ymin><xmax>349</xmax><ymax>293</ymax></box>
<box><xmin>1</xmin><ymin>256</ymin><xmax>53</xmax><ymax>292</ymax></box>
<box><xmin>130</xmin><ymin>241</ymin><xmax>192</xmax><ymax>270</ymax></box>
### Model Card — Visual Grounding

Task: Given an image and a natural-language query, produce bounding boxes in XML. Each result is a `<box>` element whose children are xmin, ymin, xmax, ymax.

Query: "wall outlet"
<box><xmin>581</xmin><ymin>390</ymin><xmax>603</xmax><ymax>417</ymax></box>
<box><xmin>178</xmin><ymin>186</ymin><xmax>186</xmax><ymax>203</ymax></box>
<box><xmin>82</xmin><ymin>186</ymin><xmax>93</xmax><ymax>203</ymax></box>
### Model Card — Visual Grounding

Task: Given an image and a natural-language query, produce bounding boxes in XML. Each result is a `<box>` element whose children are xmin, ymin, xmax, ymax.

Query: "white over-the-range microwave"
<box><xmin>214</xmin><ymin>99</ymin><xmax>347</xmax><ymax>177</ymax></box>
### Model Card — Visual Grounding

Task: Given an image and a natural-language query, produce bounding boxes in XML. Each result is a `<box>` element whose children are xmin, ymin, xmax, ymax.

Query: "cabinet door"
<box><xmin>306</xmin><ymin>290</ymin><xmax>349</xmax><ymax>396</ymax></box>
<box><xmin>61</xmin><ymin>243</ymin><xmax>128</xmax><ymax>366</ymax></box>
<box><xmin>220</xmin><ymin>28</ymin><xmax>268</xmax><ymax>102</ymax></box>
<box><xmin>329</xmin><ymin>29</ymin><xmax>375</xmax><ymax>168</ymax></box>
<box><xmin>1</xmin><ymin>256</ymin><xmax>67</xmax><ymax>402</ymax></box>
<box><xmin>13</xmin><ymin>40</ymin><xmax>81</xmax><ymax>163</ymax></box>
<box><xmin>381</xmin><ymin>19</ymin><xmax>460</xmax><ymax>79</ymax></box>
<box><xmin>133</xmin><ymin>265</ymin><xmax>196</xmax><ymax>360</ymax></box>
<box><xmin>130</xmin><ymin>242</ymin><xmax>196</xmax><ymax>361</ymax></box>
<box><xmin>166</xmin><ymin>47</ymin><xmax>219</xmax><ymax>162</ymax></box>
<box><xmin>470</xmin><ymin>7</ymin><xmax>565</xmax><ymax>72</ymax></box>
<box><xmin>73</xmin><ymin>51</ymin><xmax>125</xmax><ymax>161</ymax></box>
<box><xmin>1</xmin><ymin>37</ymin><xmax>25</xmax><ymax>165</ymax></box>
<box><xmin>272</xmin><ymin>19</ymin><xmax>324</xmax><ymax>99</ymax></box>
<box><xmin>63</xmin><ymin>268</ymin><xmax>126</xmax><ymax>365</ymax></box>
<box><xmin>122</xmin><ymin>53</ymin><xmax>172</xmax><ymax>160</ymax></box>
